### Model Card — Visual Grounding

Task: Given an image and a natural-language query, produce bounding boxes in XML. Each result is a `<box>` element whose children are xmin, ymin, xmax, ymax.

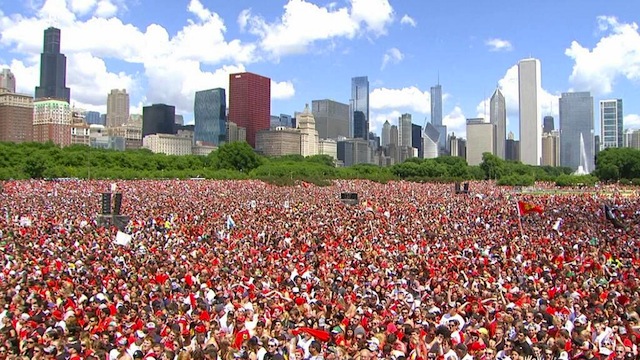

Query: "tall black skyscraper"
<box><xmin>143</xmin><ymin>104</ymin><xmax>176</xmax><ymax>137</ymax></box>
<box><xmin>35</xmin><ymin>27</ymin><xmax>70</xmax><ymax>102</ymax></box>
<box><xmin>543</xmin><ymin>116</ymin><xmax>554</xmax><ymax>134</ymax></box>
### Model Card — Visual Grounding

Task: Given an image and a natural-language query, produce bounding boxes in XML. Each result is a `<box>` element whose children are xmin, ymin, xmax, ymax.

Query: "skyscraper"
<box><xmin>541</xmin><ymin>130</ymin><xmax>560</xmax><ymax>167</ymax></box>
<box><xmin>0</xmin><ymin>69</ymin><xmax>16</xmax><ymax>92</ymax></box>
<box><xmin>600</xmin><ymin>99</ymin><xmax>623</xmax><ymax>150</ymax></box>
<box><xmin>490</xmin><ymin>87</ymin><xmax>506</xmax><ymax>159</ymax></box>
<box><xmin>85</xmin><ymin>111</ymin><xmax>102</xmax><ymax>125</ymax></box>
<box><xmin>423</xmin><ymin>123</ymin><xmax>439</xmax><ymax>159</ymax></box>
<box><xmin>298</xmin><ymin>104</ymin><xmax>319</xmax><ymax>157</ymax></box>
<box><xmin>466</xmin><ymin>118</ymin><xmax>494</xmax><ymax>166</ymax></box>
<box><xmin>398</xmin><ymin>113</ymin><xmax>412</xmax><ymax>147</ymax></box>
<box><xmin>390</xmin><ymin>125</ymin><xmax>399</xmax><ymax>145</ymax></box>
<box><xmin>559</xmin><ymin>92</ymin><xmax>594</xmax><ymax>172</ymax></box>
<box><xmin>350</xmin><ymin>76</ymin><xmax>369</xmax><ymax>140</ymax></box>
<box><xmin>194</xmin><ymin>88</ymin><xmax>226</xmax><ymax>146</ymax></box>
<box><xmin>228</xmin><ymin>72</ymin><xmax>271</xmax><ymax>148</ymax></box>
<box><xmin>543</xmin><ymin>116</ymin><xmax>555</xmax><ymax>134</ymax></box>
<box><xmin>311</xmin><ymin>99</ymin><xmax>349</xmax><ymax>139</ymax></box>
<box><xmin>430</xmin><ymin>83</ymin><xmax>447</xmax><ymax>152</ymax></box>
<box><xmin>35</xmin><ymin>27</ymin><xmax>70</xmax><ymax>102</ymax></box>
<box><xmin>0</xmin><ymin>88</ymin><xmax>33</xmax><ymax>143</ymax></box>
<box><xmin>518</xmin><ymin>58</ymin><xmax>542</xmax><ymax>165</ymax></box>
<box><xmin>106</xmin><ymin>89</ymin><xmax>130</xmax><ymax>128</ymax></box>
<box><xmin>412</xmin><ymin>123</ymin><xmax>423</xmax><ymax>158</ymax></box>
<box><xmin>381</xmin><ymin>120</ymin><xmax>391</xmax><ymax>147</ymax></box>
<box><xmin>142</xmin><ymin>104</ymin><xmax>176</xmax><ymax>137</ymax></box>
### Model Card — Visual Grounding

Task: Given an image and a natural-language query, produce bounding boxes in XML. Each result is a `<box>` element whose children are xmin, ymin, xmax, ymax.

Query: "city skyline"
<box><xmin>1</xmin><ymin>1</ymin><xmax>640</xmax><ymax>139</ymax></box>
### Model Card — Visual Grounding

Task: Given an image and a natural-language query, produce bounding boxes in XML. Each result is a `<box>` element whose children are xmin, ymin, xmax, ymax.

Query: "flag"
<box><xmin>114</xmin><ymin>231</ymin><xmax>132</xmax><ymax>246</ymax></box>
<box><xmin>517</xmin><ymin>201</ymin><xmax>543</xmax><ymax>216</ymax></box>
<box><xmin>603</xmin><ymin>204</ymin><xmax>625</xmax><ymax>229</ymax></box>
<box><xmin>552</xmin><ymin>218</ymin><xmax>563</xmax><ymax>232</ymax></box>
<box><xmin>292</xmin><ymin>327</ymin><xmax>331</xmax><ymax>342</ymax></box>
<box><xmin>226</xmin><ymin>215</ymin><xmax>236</xmax><ymax>229</ymax></box>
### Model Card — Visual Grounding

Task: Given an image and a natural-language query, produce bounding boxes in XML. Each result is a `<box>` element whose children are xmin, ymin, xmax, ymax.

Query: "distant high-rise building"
<box><xmin>381</xmin><ymin>120</ymin><xmax>391</xmax><ymax>147</ymax></box>
<box><xmin>337</xmin><ymin>138</ymin><xmax>371</xmax><ymax>166</ymax></box>
<box><xmin>228</xmin><ymin>72</ymin><xmax>271</xmax><ymax>148</ymax></box>
<box><xmin>559</xmin><ymin>92</ymin><xmax>594</xmax><ymax>172</ymax></box>
<box><xmin>543</xmin><ymin>116</ymin><xmax>555</xmax><ymax>134</ymax></box>
<box><xmin>624</xmin><ymin>130</ymin><xmax>640</xmax><ymax>149</ymax></box>
<box><xmin>412</xmin><ymin>123</ymin><xmax>423</xmax><ymax>158</ymax></box>
<box><xmin>85</xmin><ymin>111</ymin><xmax>102</xmax><ymax>125</ymax></box>
<box><xmin>142</xmin><ymin>104</ymin><xmax>176</xmax><ymax>137</ymax></box>
<box><xmin>106</xmin><ymin>89</ymin><xmax>130</xmax><ymax>128</ymax></box>
<box><xmin>398</xmin><ymin>113</ymin><xmax>412</xmax><ymax>147</ymax></box>
<box><xmin>35</xmin><ymin>27</ymin><xmax>70</xmax><ymax>103</ymax></box>
<box><xmin>350</xmin><ymin>76</ymin><xmax>369</xmax><ymax>140</ymax></box>
<box><xmin>194</xmin><ymin>88</ymin><xmax>226</xmax><ymax>146</ymax></box>
<box><xmin>600</xmin><ymin>99</ymin><xmax>623</xmax><ymax>150</ymax></box>
<box><xmin>466</xmin><ymin>118</ymin><xmax>494</xmax><ymax>166</ymax></box>
<box><xmin>490</xmin><ymin>87</ymin><xmax>506</xmax><ymax>159</ymax></box>
<box><xmin>311</xmin><ymin>100</ymin><xmax>349</xmax><ymax>139</ymax></box>
<box><xmin>541</xmin><ymin>130</ymin><xmax>560</xmax><ymax>167</ymax></box>
<box><xmin>33</xmin><ymin>99</ymin><xmax>71</xmax><ymax>146</ymax></box>
<box><xmin>390</xmin><ymin>125</ymin><xmax>399</xmax><ymax>146</ymax></box>
<box><xmin>505</xmin><ymin>131</ymin><xmax>519</xmax><ymax>161</ymax></box>
<box><xmin>0</xmin><ymin>69</ymin><xmax>16</xmax><ymax>92</ymax></box>
<box><xmin>594</xmin><ymin>135</ymin><xmax>600</xmax><ymax>155</ymax></box>
<box><xmin>0</xmin><ymin>88</ymin><xmax>33</xmax><ymax>143</ymax></box>
<box><xmin>518</xmin><ymin>58</ymin><xmax>542</xmax><ymax>165</ymax></box>
<box><xmin>430</xmin><ymin>83</ymin><xmax>447</xmax><ymax>152</ymax></box>
<box><xmin>175</xmin><ymin>115</ymin><xmax>184</xmax><ymax>126</ymax></box>
<box><xmin>423</xmin><ymin>123</ymin><xmax>440</xmax><ymax>159</ymax></box>
<box><xmin>256</xmin><ymin>127</ymin><xmax>301</xmax><ymax>157</ymax></box>
<box><xmin>368</xmin><ymin>131</ymin><xmax>380</xmax><ymax>150</ymax></box>
<box><xmin>448</xmin><ymin>133</ymin><xmax>465</xmax><ymax>159</ymax></box>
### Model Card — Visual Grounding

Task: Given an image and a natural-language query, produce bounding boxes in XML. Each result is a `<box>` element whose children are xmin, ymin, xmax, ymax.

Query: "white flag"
<box><xmin>114</xmin><ymin>231</ymin><xmax>132</xmax><ymax>246</ymax></box>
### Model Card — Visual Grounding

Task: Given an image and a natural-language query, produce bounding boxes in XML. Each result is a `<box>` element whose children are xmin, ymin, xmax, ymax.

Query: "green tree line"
<box><xmin>0</xmin><ymin>141</ymin><xmax>636</xmax><ymax>186</ymax></box>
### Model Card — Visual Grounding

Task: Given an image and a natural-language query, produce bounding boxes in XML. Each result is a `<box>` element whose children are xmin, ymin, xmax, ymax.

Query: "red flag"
<box><xmin>292</xmin><ymin>327</ymin><xmax>331</xmax><ymax>342</ymax></box>
<box><xmin>517</xmin><ymin>201</ymin><xmax>543</xmax><ymax>216</ymax></box>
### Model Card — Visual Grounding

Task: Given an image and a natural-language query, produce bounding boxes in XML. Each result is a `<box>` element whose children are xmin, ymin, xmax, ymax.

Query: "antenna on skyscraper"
<box><xmin>437</xmin><ymin>71</ymin><xmax>440</xmax><ymax>86</ymax></box>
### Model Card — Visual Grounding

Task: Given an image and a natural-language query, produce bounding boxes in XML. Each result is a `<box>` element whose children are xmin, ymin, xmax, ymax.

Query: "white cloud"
<box><xmin>485</xmin><ymin>38</ymin><xmax>513</xmax><ymax>52</ymax></box>
<box><xmin>187</xmin><ymin>0</ymin><xmax>213</xmax><ymax>22</ymax></box>
<box><xmin>443</xmin><ymin>106</ymin><xmax>467</xmax><ymax>138</ymax></box>
<box><xmin>0</xmin><ymin>57</ymin><xmax>40</xmax><ymax>95</ymax></box>
<box><xmin>624</xmin><ymin>114</ymin><xmax>640</xmax><ymax>130</ymax></box>
<box><xmin>370</xmin><ymin>86</ymin><xmax>430</xmax><ymax>113</ymax></box>
<box><xmin>69</xmin><ymin>0</ymin><xmax>97</xmax><ymax>16</ymax></box>
<box><xmin>369</xmin><ymin>86</ymin><xmax>430</xmax><ymax>134</ymax></box>
<box><xmin>241</xmin><ymin>0</ymin><xmax>394</xmax><ymax>58</ymax></box>
<box><xmin>381</xmin><ymin>47</ymin><xmax>404</xmax><ymax>70</ymax></box>
<box><xmin>0</xmin><ymin>0</ymin><xmax>265</xmax><ymax>118</ymax></box>
<box><xmin>370</xmin><ymin>110</ymin><xmax>402</xmax><ymax>133</ymax></box>
<box><xmin>271</xmin><ymin>80</ymin><xmax>295</xmax><ymax>100</ymax></box>
<box><xmin>565</xmin><ymin>16</ymin><xmax>640</xmax><ymax>95</ymax></box>
<box><xmin>67</xmin><ymin>52</ymin><xmax>135</xmax><ymax>105</ymax></box>
<box><xmin>400</xmin><ymin>14</ymin><xmax>416</xmax><ymax>27</ymax></box>
<box><xmin>349</xmin><ymin>0</ymin><xmax>394</xmax><ymax>36</ymax></box>
<box><xmin>94</xmin><ymin>0</ymin><xmax>118</xmax><ymax>18</ymax></box>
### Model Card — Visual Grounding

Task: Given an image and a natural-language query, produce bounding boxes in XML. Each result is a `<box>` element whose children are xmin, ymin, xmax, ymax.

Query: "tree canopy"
<box><xmin>0</xmin><ymin>141</ymin><xmax>635</xmax><ymax>186</ymax></box>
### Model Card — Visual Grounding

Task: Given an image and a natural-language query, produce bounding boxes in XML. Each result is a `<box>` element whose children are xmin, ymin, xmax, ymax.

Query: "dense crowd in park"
<box><xmin>0</xmin><ymin>179</ymin><xmax>639</xmax><ymax>360</ymax></box>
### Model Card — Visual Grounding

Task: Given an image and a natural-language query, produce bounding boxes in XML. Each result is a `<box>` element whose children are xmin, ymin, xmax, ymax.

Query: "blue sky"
<box><xmin>1</xmin><ymin>0</ymin><xmax>640</xmax><ymax>139</ymax></box>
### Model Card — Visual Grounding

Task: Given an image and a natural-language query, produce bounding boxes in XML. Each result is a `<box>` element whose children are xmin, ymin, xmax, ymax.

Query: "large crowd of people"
<box><xmin>0</xmin><ymin>179</ymin><xmax>638</xmax><ymax>360</ymax></box>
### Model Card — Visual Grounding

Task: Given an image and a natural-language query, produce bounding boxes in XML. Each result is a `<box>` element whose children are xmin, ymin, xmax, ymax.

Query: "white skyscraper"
<box><xmin>518</xmin><ymin>58</ymin><xmax>542</xmax><ymax>165</ymax></box>
<box><xmin>297</xmin><ymin>104</ymin><xmax>319</xmax><ymax>157</ymax></box>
